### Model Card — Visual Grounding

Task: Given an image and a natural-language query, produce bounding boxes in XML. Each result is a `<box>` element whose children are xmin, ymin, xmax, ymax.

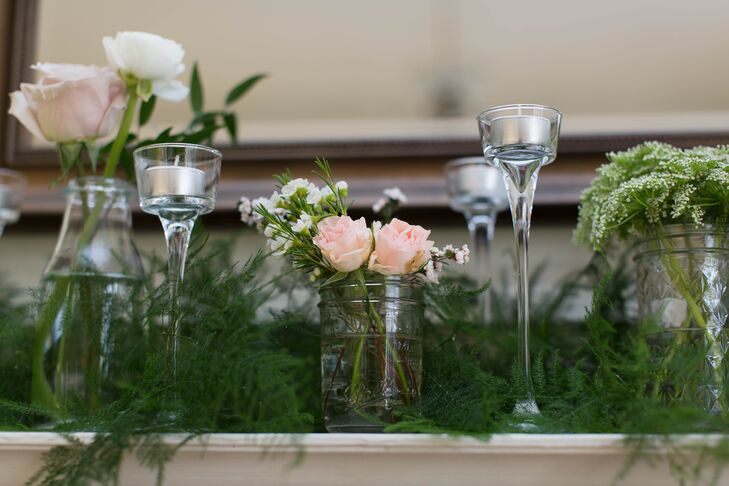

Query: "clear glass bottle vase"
<box><xmin>32</xmin><ymin>177</ymin><xmax>145</xmax><ymax>414</ymax></box>
<box><xmin>319</xmin><ymin>275</ymin><xmax>424</xmax><ymax>432</ymax></box>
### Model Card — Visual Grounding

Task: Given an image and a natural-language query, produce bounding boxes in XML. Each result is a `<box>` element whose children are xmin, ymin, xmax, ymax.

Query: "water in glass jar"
<box><xmin>321</xmin><ymin>332</ymin><xmax>422</xmax><ymax>432</ymax></box>
<box><xmin>38</xmin><ymin>272</ymin><xmax>144</xmax><ymax>411</ymax></box>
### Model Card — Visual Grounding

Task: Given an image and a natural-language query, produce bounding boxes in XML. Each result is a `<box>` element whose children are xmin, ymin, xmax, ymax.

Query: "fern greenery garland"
<box><xmin>0</xmin><ymin>234</ymin><xmax>728</xmax><ymax>485</ymax></box>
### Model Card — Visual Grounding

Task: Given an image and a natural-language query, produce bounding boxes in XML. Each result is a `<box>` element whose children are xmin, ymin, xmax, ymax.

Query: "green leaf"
<box><xmin>321</xmin><ymin>271</ymin><xmax>349</xmax><ymax>287</ymax></box>
<box><xmin>138</xmin><ymin>95</ymin><xmax>157</xmax><ymax>127</ymax></box>
<box><xmin>188</xmin><ymin>112</ymin><xmax>218</xmax><ymax>130</ymax></box>
<box><xmin>224</xmin><ymin>74</ymin><xmax>266</xmax><ymax>106</ymax></box>
<box><xmin>151</xmin><ymin>127</ymin><xmax>174</xmax><ymax>143</ymax></box>
<box><xmin>223</xmin><ymin>113</ymin><xmax>237</xmax><ymax>141</ymax></box>
<box><xmin>84</xmin><ymin>141</ymin><xmax>100</xmax><ymax>174</ymax></box>
<box><xmin>190</xmin><ymin>62</ymin><xmax>203</xmax><ymax>114</ymax></box>
<box><xmin>183</xmin><ymin>125</ymin><xmax>221</xmax><ymax>145</ymax></box>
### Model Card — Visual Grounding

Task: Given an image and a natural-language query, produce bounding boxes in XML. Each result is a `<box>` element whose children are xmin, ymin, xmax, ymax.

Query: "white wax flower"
<box><xmin>424</xmin><ymin>260</ymin><xmax>439</xmax><ymax>283</ymax></box>
<box><xmin>292</xmin><ymin>212</ymin><xmax>313</xmax><ymax>233</ymax></box>
<box><xmin>281</xmin><ymin>178</ymin><xmax>313</xmax><ymax>198</ymax></box>
<box><xmin>383</xmin><ymin>187</ymin><xmax>408</xmax><ymax>203</ymax></box>
<box><xmin>252</xmin><ymin>196</ymin><xmax>273</xmax><ymax>212</ymax></box>
<box><xmin>335</xmin><ymin>181</ymin><xmax>348</xmax><ymax>192</ymax></box>
<box><xmin>238</xmin><ymin>197</ymin><xmax>253</xmax><ymax>224</ymax></box>
<box><xmin>268</xmin><ymin>236</ymin><xmax>291</xmax><ymax>256</ymax></box>
<box><xmin>306</xmin><ymin>188</ymin><xmax>322</xmax><ymax>205</ymax></box>
<box><xmin>103</xmin><ymin>31</ymin><xmax>189</xmax><ymax>102</ymax></box>
<box><xmin>372</xmin><ymin>198</ymin><xmax>386</xmax><ymax>213</ymax></box>
<box><xmin>320</xmin><ymin>186</ymin><xmax>334</xmax><ymax>201</ymax></box>
<box><xmin>263</xmin><ymin>224</ymin><xmax>276</xmax><ymax>238</ymax></box>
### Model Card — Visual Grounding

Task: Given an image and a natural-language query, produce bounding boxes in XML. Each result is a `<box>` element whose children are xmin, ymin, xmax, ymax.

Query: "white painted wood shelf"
<box><xmin>0</xmin><ymin>432</ymin><xmax>724</xmax><ymax>485</ymax></box>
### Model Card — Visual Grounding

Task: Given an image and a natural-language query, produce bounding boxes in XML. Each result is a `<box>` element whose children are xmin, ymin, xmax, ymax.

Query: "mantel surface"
<box><xmin>0</xmin><ymin>432</ymin><xmax>725</xmax><ymax>485</ymax></box>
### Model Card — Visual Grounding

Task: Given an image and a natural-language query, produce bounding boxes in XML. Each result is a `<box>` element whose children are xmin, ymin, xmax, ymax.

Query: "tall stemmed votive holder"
<box><xmin>445</xmin><ymin>158</ymin><xmax>507</xmax><ymax>322</ymax></box>
<box><xmin>477</xmin><ymin>104</ymin><xmax>561</xmax><ymax>421</ymax></box>
<box><xmin>134</xmin><ymin>143</ymin><xmax>221</xmax><ymax>384</ymax></box>
<box><xmin>0</xmin><ymin>168</ymin><xmax>27</xmax><ymax>238</ymax></box>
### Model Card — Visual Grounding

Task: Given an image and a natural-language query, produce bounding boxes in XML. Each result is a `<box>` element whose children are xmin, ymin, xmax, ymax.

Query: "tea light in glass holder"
<box><xmin>445</xmin><ymin>157</ymin><xmax>507</xmax><ymax>323</ymax></box>
<box><xmin>134</xmin><ymin>143</ymin><xmax>222</xmax><ymax>387</ymax></box>
<box><xmin>478</xmin><ymin>104</ymin><xmax>561</xmax><ymax>422</ymax></box>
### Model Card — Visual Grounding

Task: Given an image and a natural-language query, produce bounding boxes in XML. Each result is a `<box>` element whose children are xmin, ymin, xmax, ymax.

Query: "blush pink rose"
<box><xmin>368</xmin><ymin>218</ymin><xmax>434</xmax><ymax>275</ymax></box>
<box><xmin>313</xmin><ymin>215</ymin><xmax>373</xmax><ymax>272</ymax></box>
<box><xmin>8</xmin><ymin>63</ymin><xmax>127</xmax><ymax>143</ymax></box>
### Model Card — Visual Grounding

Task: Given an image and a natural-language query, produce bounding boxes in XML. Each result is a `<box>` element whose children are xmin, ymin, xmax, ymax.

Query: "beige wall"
<box><xmin>30</xmin><ymin>0</ymin><xmax>729</xmax><ymax>144</ymax></box>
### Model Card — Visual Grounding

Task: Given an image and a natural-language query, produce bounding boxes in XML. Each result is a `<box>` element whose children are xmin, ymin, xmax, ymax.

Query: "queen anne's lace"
<box><xmin>575</xmin><ymin>142</ymin><xmax>729</xmax><ymax>250</ymax></box>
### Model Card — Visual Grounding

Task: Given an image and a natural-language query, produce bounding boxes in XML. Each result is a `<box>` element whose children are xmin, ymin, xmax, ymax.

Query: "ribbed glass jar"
<box><xmin>319</xmin><ymin>275</ymin><xmax>424</xmax><ymax>432</ymax></box>
<box><xmin>634</xmin><ymin>224</ymin><xmax>729</xmax><ymax>412</ymax></box>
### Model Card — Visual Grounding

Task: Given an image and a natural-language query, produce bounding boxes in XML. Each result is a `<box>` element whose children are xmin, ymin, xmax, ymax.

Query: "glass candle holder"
<box><xmin>445</xmin><ymin>157</ymin><xmax>507</xmax><ymax>322</ymax></box>
<box><xmin>134</xmin><ymin>143</ymin><xmax>222</xmax><ymax>383</ymax></box>
<box><xmin>0</xmin><ymin>168</ymin><xmax>27</xmax><ymax>237</ymax></box>
<box><xmin>477</xmin><ymin>104</ymin><xmax>561</xmax><ymax>421</ymax></box>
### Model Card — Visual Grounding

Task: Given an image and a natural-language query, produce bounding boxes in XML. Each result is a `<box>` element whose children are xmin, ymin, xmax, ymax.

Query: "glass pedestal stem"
<box><xmin>500</xmin><ymin>159</ymin><xmax>542</xmax><ymax>417</ymax></box>
<box><xmin>466</xmin><ymin>210</ymin><xmax>496</xmax><ymax>323</ymax></box>
<box><xmin>160</xmin><ymin>216</ymin><xmax>196</xmax><ymax>385</ymax></box>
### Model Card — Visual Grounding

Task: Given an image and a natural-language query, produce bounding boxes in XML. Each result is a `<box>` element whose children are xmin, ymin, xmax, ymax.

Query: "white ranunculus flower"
<box><xmin>103</xmin><ymin>31</ymin><xmax>189</xmax><ymax>102</ymax></box>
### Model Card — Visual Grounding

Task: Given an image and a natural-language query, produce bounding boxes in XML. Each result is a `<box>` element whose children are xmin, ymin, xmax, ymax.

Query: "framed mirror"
<box><xmin>4</xmin><ymin>0</ymin><xmax>729</xmax><ymax>211</ymax></box>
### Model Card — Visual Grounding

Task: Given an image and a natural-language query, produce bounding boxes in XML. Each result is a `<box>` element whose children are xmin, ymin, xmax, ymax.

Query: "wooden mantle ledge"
<box><xmin>0</xmin><ymin>432</ymin><xmax>726</xmax><ymax>485</ymax></box>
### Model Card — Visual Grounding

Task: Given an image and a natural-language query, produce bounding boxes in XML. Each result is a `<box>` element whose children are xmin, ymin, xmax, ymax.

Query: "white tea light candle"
<box><xmin>451</xmin><ymin>164</ymin><xmax>503</xmax><ymax>195</ymax></box>
<box><xmin>144</xmin><ymin>165</ymin><xmax>206</xmax><ymax>197</ymax></box>
<box><xmin>0</xmin><ymin>185</ymin><xmax>12</xmax><ymax>209</ymax></box>
<box><xmin>490</xmin><ymin>116</ymin><xmax>551</xmax><ymax>146</ymax></box>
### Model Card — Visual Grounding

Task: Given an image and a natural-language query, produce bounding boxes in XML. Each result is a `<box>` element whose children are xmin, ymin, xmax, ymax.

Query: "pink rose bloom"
<box><xmin>314</xmin><ymin>215</ymin><xmax>373</xmax><ymax>272</ymax></box>
<box><xmin>369</xmin><ymin>218</ymin><xmax>434</xmax><ymax>275</ymax></box>
<box><xmin>8</xmin><ymin>63</ymin><xmax>127</xmax><ymax>143</ymax></box>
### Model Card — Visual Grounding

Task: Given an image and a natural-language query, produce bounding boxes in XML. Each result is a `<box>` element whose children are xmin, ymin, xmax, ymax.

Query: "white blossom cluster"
<box><xmin>372</xmin><ymin>187</ymin><xmax>408</xmax><ymax>214</ymax></box>
<box><xmin>423</xmin><ymin>244</ymin><xmax>470</xmax><ymax>283</ymax></box>
<box><xmin>238</xmin><ymin>172</ymin><xmax>349</xmax><ymax>259</ymax></box>
<box><xmin>575</xmin><ymin>142</ymin><xmax>729</xmax><ymax>250</ymax></box>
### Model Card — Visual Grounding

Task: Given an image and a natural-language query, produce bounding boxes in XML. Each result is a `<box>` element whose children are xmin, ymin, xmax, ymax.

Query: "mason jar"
<box><xmin>319</xmin><ymin>275</ymin><xmax>424</xmax><ymax>432</ymax></box>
